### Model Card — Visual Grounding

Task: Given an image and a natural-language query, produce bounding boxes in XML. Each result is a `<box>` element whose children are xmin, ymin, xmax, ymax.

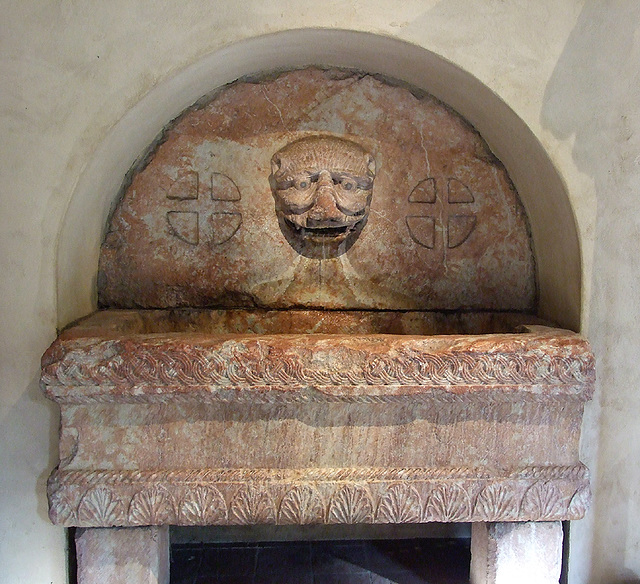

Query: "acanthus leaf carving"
<box><xmin>376</xmin><ymin>484</ymin><xmax>422</xmax><ymax>523</ymax></box>
<box><xmin>179</xmin><ymin>485</ymin><xmax>227</xmax><ymax>525</ymax></box>
<box><xmin>78</xmin><ymin>486</ymin><xmax>125</xmax><ymax>526</ymax></box>
<box><xmin>230</xmin><ymin>486</ymin><xmax>276</xmax><ymax>525</ymax></box>
<box><xmin>328</xmin><ymin>484</ymin><xmax>374</xmax><ymax>524</ymax></box>
<box><xmin>48</xmin><ymin>490</ymin><xmax>78</xmax><ymax>526</ymax></box>
<box><xmin>568</xmin><ymin>485</ymin><xmax>591</xmax><ymax>518</ymax></box>
<box><xmin>474</xmin><ymin>484</ymin><xmax>517</xmax><ymax>521</ymax></box>
<box><xmin>47</xmin><ymin>466</ymin><xmax>591</xmax><ymax>526</ymax></box>
<box><xmin>423</xmin><ymin>485</ymin><xmax>471</xmax><ymax>522</ymax></box>
<box><xmin>128</xmin><ymin>487</ymin><xmax>176</xmax><ymax>525</ymax></box>
<box><xmin>278</xmin><ymin>486</ymin><xmax>324</xmax><ymax>525</ymax></box>
<box><xmin>521</xmin><ymin>482</ymin><xmax>565</xmax><ymax>520</ymax></box>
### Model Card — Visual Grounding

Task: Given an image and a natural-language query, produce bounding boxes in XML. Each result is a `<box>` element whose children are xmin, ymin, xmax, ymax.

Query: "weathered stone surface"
<box><xmin>98</xmin><ymin>68</ymin><xmax>535</xmax><ymax>311</ymax></box>
<box><xmin>76</xmin><ymin>526</ymin><xmax>169</xmax><ymax>584</ymax></box>
<box><xmin>52</xmin><ymin>468</ymin><xmax>589</xmax><ymax>528</ymax></box>
<box><xmin>42</xmin><ymin>311</ymin><xmax>594</xmax><ymax>528</ymax></box>
<box><xmin>55</xmin><ymin>307</ymin><xmax>550</xmax><ymax>336</ymax></box>
<box><xmin>42</xmin><ymin>313</ymin><xmax>594</xmax><ymax>402</ymax></box>
<box><xmin>470</xmin><ymin>522</ymin><xmax>563</xmax><ymax>584</ymax></box>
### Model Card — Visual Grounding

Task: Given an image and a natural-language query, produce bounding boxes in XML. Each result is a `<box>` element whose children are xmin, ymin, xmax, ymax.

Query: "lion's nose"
<box><xmin>315</xmin><ymin>170</ymin><xmax>333</xmax><ymax>187</ymax></box>
<box><xmin>305</xmin><ymin>170</ymin><xmax>347</xmax><ymax>226</ymax></box>
<box><xmin>308</xmin><ymin>189</ymin><xmax>340</xmax><ymax>222</ymax></box>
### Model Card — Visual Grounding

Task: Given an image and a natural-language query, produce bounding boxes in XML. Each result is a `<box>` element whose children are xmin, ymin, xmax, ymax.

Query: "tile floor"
<box><xmin>171</xmin><ymin>538</ymin><xmax>471</xmax><ymax>584</ymax></box>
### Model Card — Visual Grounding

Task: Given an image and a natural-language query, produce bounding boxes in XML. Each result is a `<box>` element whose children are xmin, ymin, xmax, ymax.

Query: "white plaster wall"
<box><xmin>1</xmin><ymin>1</ymin><xmax>638</xmax><ymax>582</ymax></box>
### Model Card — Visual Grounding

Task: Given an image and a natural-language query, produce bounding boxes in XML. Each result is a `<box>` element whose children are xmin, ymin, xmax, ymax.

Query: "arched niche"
<box><xmin>56</xmin><ymin>29</ymin><xmax>581</xmax><ymax>329</ymax></box>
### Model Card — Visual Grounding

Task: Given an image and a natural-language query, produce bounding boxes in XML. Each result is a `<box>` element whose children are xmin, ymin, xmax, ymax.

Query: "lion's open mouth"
<box><xmin>285</xmin><ymin>219</ymin><xmax>362</xmax><ymax>241</ymax></box>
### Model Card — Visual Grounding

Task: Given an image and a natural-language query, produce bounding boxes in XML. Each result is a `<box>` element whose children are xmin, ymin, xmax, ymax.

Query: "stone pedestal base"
<box><xmin>73</xmin><ymin>522</ymin><xmax>564</xmax><ymax>583</ymax></box>
<box><xmin>76</xmin><ymin>526</ymin><xmax>169</xmax><ymax>584</ymax></box>
<box><xmin>470</xmin><ymin>522</ymin><xmax>563</xmax><ymax>584</ymax></box>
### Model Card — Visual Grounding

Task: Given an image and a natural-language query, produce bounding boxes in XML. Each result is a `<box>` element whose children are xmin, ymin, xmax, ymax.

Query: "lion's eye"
<box><xmin>295</xmin><ymin>176</ymin><xmax>314</xmax><ymax>190</ymax></box>
<box><xmin>341</xmin><ymin>178</ymin><xmax>357</xmax><ymax>191</ymax></box>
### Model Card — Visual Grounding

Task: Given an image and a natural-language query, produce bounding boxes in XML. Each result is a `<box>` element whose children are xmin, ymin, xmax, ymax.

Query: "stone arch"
<box><xmin>56</xmin><ymin>29</ymin><xmax>581</xmax><ymax>328</ymax></box>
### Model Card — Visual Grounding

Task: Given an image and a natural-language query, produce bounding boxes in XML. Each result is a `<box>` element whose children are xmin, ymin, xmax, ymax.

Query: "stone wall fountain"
<box><xmin>41</xmin><ymin>68</ymin><xmax>594</xmax><ymax>583</ymax></box>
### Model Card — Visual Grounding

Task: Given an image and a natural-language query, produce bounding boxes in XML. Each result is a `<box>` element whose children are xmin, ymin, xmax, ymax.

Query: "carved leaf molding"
<box><xmin>230</xmin><ymin>486</ymin><xmax>276</xmax><ymax>525</ymax></box>
<box><xmin>328</xmin><ymin>485</ymin><xmax>374</xmax><ymax>524</ymax></box>
<box><xmin>474</xmin><ymin>484</ymin><xmax>518</xmax><ymax>521</ymax></box>
<box><xmin>77</xmin><ymin>487</ymin><xmax>125</xmax><ymax>526</ymax></box>
<box><xmin>376</xmin><ymin>484</ymin><xmax>422</xmax><ymax>523</ymax></box>
<box><xmin>128</xmin><ymin>487</ymin><xmax>176</xmax><ymax>525</ymax></box>
<box><xmin>48</xmin><ymin>490</ymin><xmax>78</xmax><ymax>525</ymax></box>
<box><xmin>279</xmin><ymin>486</ymin><xmax>325</xmax><ymax>525</ymax></box>
<box><xmin>49</xmin><ymin>469</ymin><xmax>590</xmax><ymax>526</ymax></box>
<box><xmin>179</xmin><ymin>486</ymin><xmax>227</xmax><ymax>525</ymax></box>
<box><xmin>520</xmin><ymin>482</ymin><xmax>566</xmax><ymax>520</ymax></box>
<box><xmin>568</xmin><ymin>486</ymin><xmax>591</xmax><ymax>518</ymax></box>
<box><xmin>423</xmin><ymin>485</ymin><xmax>472</xmax><ymax>522</ymax></box>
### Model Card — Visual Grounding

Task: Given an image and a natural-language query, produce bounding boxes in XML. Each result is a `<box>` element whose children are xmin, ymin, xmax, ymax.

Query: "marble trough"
<box><xmin>41</xmin><ymin>309</ymin><xmax>594</xmax><ymax>529</ymax></box>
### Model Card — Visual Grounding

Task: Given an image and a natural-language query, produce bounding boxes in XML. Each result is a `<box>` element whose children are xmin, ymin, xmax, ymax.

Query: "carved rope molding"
<box><xmin>41</xmin><ymin>333</ymin><xmax>595</xmax><ymax>401</ymax></box>
<box><xmin>42</xmin><ymin>388</ymin><xmax>590</xmax><ymax>407</ymax></box>
<box><xmin>47</xmin><ymin>466</ymin><xmax>591</xmax><ymax>528</ymax></box>
<box><xmin>50</xmin><ymin>464</ymin><xmax>590</xmax><ymax>485</ymax></box>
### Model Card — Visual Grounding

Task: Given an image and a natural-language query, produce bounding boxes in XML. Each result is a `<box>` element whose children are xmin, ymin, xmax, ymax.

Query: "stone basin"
<box><xmin>41</xmin><ymin>309</ymin><xmax>594</xmax><ymax>528</ymax></box>
<box><xmin>44</xmin><ymin>68</ymin><xmax>594</xmax><ymax>581</ymax></box>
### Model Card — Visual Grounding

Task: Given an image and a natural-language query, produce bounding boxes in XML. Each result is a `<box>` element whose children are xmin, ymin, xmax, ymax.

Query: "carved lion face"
<box><xmin>270</xmin><ymin>136</ymin><xmax>376</xmax><ymax>252</ymax></box>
